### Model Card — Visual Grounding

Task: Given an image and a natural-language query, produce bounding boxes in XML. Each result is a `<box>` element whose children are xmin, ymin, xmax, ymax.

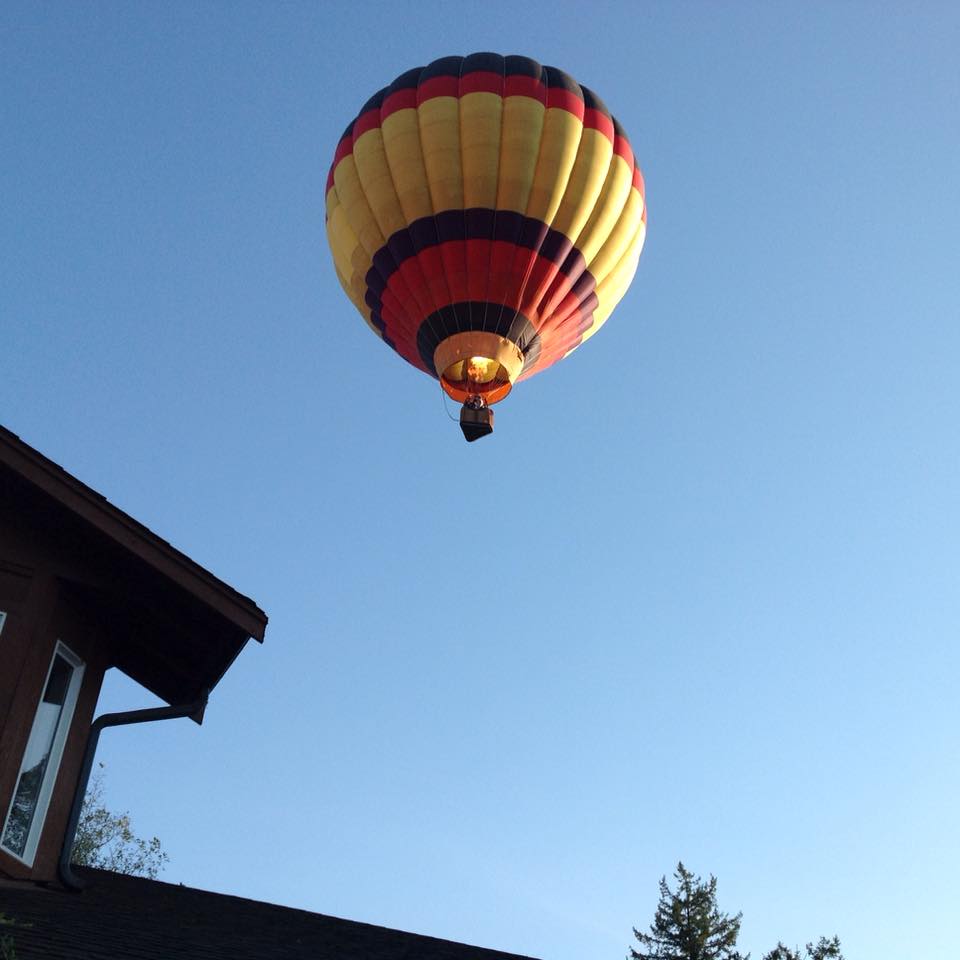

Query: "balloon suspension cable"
<box><xmin>440</xmin><ymin>380</ymin><xmax>459</xmax><ymax>422</ymax></box>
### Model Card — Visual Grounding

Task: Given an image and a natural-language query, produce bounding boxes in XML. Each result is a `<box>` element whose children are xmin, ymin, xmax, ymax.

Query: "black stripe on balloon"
<box><xmin>359</xmin><ymin>88</ymin><xmax>386</xmax><ymax>115</ymax></box>
<box><xmin>420</xmin><ymin>55</ymin><xmax>463</xmax><ymax>82</ymax></box>
<box><xmin>581</xmin><ymin>85</ymin><xmax>612</xmax><ymax>119</ymax></box>
<box><xmin>389</xmin><ymin>66</ymin><xmax>423</xmax><ymax>94</ymax></box>
<box><xmin>384</xmin><ymin>54</ymin><xmax>545</xmax><ymax>92</ymax></box>
<box><xmin>462</xmin><ymin>51</ymin><xmax>504</xmax><ymax>75</ymax></box>
<box><xmin>503</xmin><ymin>55</ymin><xmax>542</xmax><ymax>79</ymax></box>
<box><xmin>363</xmin><ymin>210</ymin><xmax>591</xmax><ymax>307</ymax></box>
<box><xmin>378</xmin><ymin>53</ymin><xmax>546</xmax><ymax>107</ymax></box>
<box><xmin>345</xmin><ymin>56</ymin><xmax>633</xmax><ymax>149</ymax></box>
<box><xmin>543</xmin><ymin>65</ymin><xmax>582</xmax><ymax>97</ymax></box>
<box><xmin>416</xmin><ymin>303</ymin><xmax>542</xmax><ymax>376</ymax></box>
<box><xmin>365</xmin><ymin>309</ymin><xmax>397</xmax><ymax>350</ymax></box>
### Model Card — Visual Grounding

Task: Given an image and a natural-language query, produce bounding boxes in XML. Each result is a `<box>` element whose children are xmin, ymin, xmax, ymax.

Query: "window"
<box><xmin>1</xmin><ymin>641</ymin><xmax>85</xmax><ymax>865</ymax></box>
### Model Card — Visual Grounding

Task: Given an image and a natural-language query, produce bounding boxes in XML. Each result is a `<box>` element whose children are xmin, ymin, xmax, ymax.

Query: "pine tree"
<box><xmin>762</xmin><ymin>936</ymin><xmax>844</xmax><ymax>960</ymax></box>
<box><xmin>630</xmin><ymin>863</ymin><xmax>746</xmax><ymax>960</ymax></box>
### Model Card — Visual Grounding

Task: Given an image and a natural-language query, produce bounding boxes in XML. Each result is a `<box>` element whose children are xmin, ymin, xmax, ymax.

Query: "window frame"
<box><xmin>1</xmin><ymin>640</ymin><xmax>85</xmax><ymax>867</ymax></box>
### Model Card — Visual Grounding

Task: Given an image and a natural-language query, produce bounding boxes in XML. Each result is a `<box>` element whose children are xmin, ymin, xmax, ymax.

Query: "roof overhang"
<box><xmin>0</xmin><ymin>425</ymin><xmax>267</xmax><ymax>704</ymax></box>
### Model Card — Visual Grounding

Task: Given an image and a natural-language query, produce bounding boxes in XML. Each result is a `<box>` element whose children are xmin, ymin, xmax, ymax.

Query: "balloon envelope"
<box><xmin>325</xmin><ymin>53</ymin><xmax>646</xmax><ymax>408</ymax></box>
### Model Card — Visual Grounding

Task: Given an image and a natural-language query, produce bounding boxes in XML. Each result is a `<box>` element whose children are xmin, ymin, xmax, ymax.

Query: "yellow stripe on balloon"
<box><xmin>381</xmin><ymin>107</ymin><xmax>434</xmax><ymax>223</ymax></box>
<box><xmin>580</xmin><ymin>220</ymin><xmax>645</xmax><ymax>343</ymax></box>
<box><xmin>574</xmin><ymin>153</ymin><xmax>634</xmax><ymax>265</ymax></box>
<box><xmin>460</xmin><ymin>92</ymin><xmax>502</xmax><ymax>209</ymax></box>
<box><xmin>332</xmin><ymin>153</ymin><xmax>385</xmax><ymax>258</ymax></box>
<box><xmin>550</xmin><ymin>127</ymin><xmax>613</xmax><ymax>244</ymax></box>
<box><xmin>586</xmin><ymin>186</ymin><xmax>645</xmax><ymax>286</ymax></box>
<box><xmin>326</xmin><ymin>205</ymin><xmax>374</xmax><ymax>325</ymax></box>
<box><xmin>527</xmin><ymin>108</ymin><xmax>582</xmax><ymax>225</ymax></box>
<box><xmin>496</xmin><ymin>96</ymin><xmax>545</xmax><ymax>214</ymax></box>
<box><xmin>325</xmin><ymin>201</ymin><xmax>358</xmax><ymax>287</ymax></box>
<box><xmin>352</xmin><ymin>128</ymin><xmax>407</xmax><ymax>239</ymax></box>
<box><xmin>324</xmin><ymin>187</ymin><xmax>339</xmax><ymax>222</ymax></box>
<box><xmin>418</xmin><ymin>97</ymin><xmax>464</xmax><ymax>212</ymax></box>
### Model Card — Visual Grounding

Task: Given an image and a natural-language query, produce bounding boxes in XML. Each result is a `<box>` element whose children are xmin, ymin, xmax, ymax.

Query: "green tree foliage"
<box><xmin>629</xmin><ymin>865</ymin><xmax>846</xmax><ymax>960</ymax></box>
<box><xmin>630</xmin><ymin>863</ymin><xmax>746</xmax><ymax>960</ymax></box>
<box><xmin>70</xmin><ymin>765</ymin><xmax>169</xmax><ymax>879</ymax></box>
<box><xmin>762</xmin><ymin>937</ymin><xmax>844</xmax><ymax>960</ymax></box>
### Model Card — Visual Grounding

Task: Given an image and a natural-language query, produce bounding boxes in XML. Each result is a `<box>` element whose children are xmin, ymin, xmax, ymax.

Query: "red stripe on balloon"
<box><xmin>377</xmin><ymin>301</ymin><xmax>428</xmax><ymax>372</ymax></box>
<box><xmin>465</xmin><ymin>239</ymin><xmax>492</xmax><ymax>302</ymax></box>
<box><xmin>417</xmin><ymin>75</ymin><xmax>459</xmax><ymax>103</ymax></box>
<box><xmin>439</xmin><ymin>242</ymin><xmax>469</xmax><ymax>307</ymax></box>
<box><xmin>391</xmin><ymin>258</ymin><xmax>439</xmax><ymax>330</ymax></box>
<box><xmin>520</xmin><ymin>308</ymin><xmax>595</xmax><ymax>380</ymax></box>
<box><xmin>459</xmin><ymin>70</ymin><xmax>503</xmax><ymax>96</ymax></box>
<box><xmin>410</xmin><ymin>247</ymin><xmax>453</xmax><ymax>318</ymax></box>
<box><xmin>537</xmin><ymin>289</ymin><xmax>591</xmax><ymax>338</ymax></box>
<box><xmin>503</xmin><ymin>75</ymin><xmax>546</xmax><ymax>101</ymax></box>
<box><xmin>326</xmin><ymin>136</ymin><xmax>354</xmax><ymax>192</ymax></box>
<box><xmin>345</xmin><ymin>79</ymin><xmax>633</xmax><ymax>146</ymax></box>
<box><xmin>486</xmin><ymin>240</ymin><xmax>521</xmax><ymax>309</ymax></box>
<box><xmin>583</xmin><ymin>107</ymin><xmax>614</xmax><ymax>143</ymax></box>
<box><xmin>381</xmin><ymin>87</ymin><xmax>418</xmax><ymax>120</ymax></box>
<box><xmin>538</xmin><ymin>267</ymin><xmax>594</xmax><ymax>324</ymax></box>
<box><xmin>546</xmin><ymin>87</ymin><xmax>584</xmax><ymax>119</ymax></box>
<box><xmin>333</xmin><ymin>135</ymin><xmax>353</xmax><ymax>167</ymax></box>
<box><xmin>375</xmin><ymin>242</ymin><xmax>597</xmax><ymax>351</ymax></box>
<box><xmin>613</xmin><ymin>135</ymin><xmax>633</xmax><ymax>166</ymax></box>
<box><xmin>352</xmin><ymin>107</ymin><xmax>381</xmax><ymax>140</ymax></box>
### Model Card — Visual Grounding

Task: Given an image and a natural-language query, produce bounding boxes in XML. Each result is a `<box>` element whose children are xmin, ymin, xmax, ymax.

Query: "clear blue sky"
<box><xmin>2</xmin><ymin>3</ymin><xmax>958</xmax><ymax>958</ymax></box>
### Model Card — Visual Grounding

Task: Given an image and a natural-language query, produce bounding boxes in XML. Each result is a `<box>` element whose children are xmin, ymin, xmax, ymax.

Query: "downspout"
<box><xmin>58</xmin><ymin>691</ymin><xmax>208</xmax><ymax>891</ymax></box>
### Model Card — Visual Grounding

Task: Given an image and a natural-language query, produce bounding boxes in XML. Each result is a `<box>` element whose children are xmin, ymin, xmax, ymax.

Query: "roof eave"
<box><xmin>0</xmin><ymin>425</ymin><xmax>267</xmax><ymax>643</ymax></box>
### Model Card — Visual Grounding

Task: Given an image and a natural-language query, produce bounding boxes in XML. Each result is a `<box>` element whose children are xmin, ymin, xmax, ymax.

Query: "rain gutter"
<box><xmin>58</xmin><ymin>692</ymin><xmax>208</xmax><ymax>891</ymax></box>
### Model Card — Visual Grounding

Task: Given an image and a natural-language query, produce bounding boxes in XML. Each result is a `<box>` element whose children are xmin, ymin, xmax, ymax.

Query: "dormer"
<box><xmin>0</xmin><ymin>426</ymin><xmax>267</xmax><ymax>884</ymax></box>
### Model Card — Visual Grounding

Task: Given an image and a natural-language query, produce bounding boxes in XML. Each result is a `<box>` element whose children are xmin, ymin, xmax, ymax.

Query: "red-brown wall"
<box><xmin>0</xmin><ymin>433</ymin><xmax>265</xmax><ymax>886</ymax></box>
<box><xmin>0</xmin><ymin>545</ymin><xmax>109</xmax><ymax>882</ymax></box>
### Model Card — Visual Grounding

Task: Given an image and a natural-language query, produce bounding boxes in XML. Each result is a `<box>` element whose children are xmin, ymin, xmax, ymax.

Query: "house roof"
<box><xmin>0</xmin><ymin>868</ymin><xmax>542</xmax><ymax>960</ymax></box>
<box><xmin>0</xmin><ymin>425</ymin><xmax>268</xmax><ymax>705</ymax></box>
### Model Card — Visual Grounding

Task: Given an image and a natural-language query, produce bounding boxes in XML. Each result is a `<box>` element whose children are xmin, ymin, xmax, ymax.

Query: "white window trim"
<box><xmin>1</xmin><ymin>640</ymin><xmax>85</xmax><ymax>867</ymax></box>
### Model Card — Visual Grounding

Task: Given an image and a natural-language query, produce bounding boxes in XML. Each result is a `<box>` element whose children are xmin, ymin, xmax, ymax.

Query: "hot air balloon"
<box><xmin>325</xmin><ymin>53</ymin><xmax>646</xmax><ymax>440</ymax></box>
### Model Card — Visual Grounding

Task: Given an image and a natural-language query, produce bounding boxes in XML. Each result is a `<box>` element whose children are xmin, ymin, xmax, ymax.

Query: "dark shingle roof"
<box><xmin>0</xmin><ymin>868</ymin><xmax>541</xmax><ymax>960</ymax></box>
